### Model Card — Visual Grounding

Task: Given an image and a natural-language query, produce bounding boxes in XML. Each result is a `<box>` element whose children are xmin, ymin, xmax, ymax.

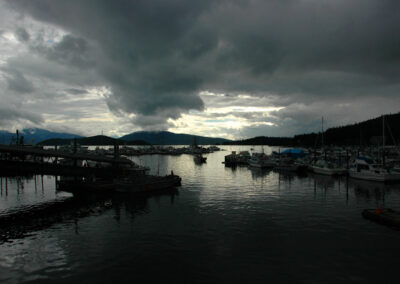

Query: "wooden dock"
<box><xmin>0</xmin><ymin>145</ymin><xmax>133</xmax><ymax>177</ymax></box>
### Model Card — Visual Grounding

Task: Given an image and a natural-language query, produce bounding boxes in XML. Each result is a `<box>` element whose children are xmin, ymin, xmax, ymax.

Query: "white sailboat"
<box><xmin>311</xmin><ymin>159</ymin><xmax>347</xmax><ymax>176</ymax></box>
<box><xmin>248</xmin><ymin>153</ymin><xmax>276</xmax><ymax>168</ymax></box>
<box><xmin>248</xmin><ymin>146</ymin><xmax>276</xmax><ymax>168</ymax></box>
<box><xmin>311</xmin><ymin>117</ymin><xmax>347</xmax><ymax>175</ymax></box>
<box><xmin>348</xmin><ymin>157</ymin><xmax>400</xmax><ymax>182</ymax></box>
<box><xmin>348</xmin><ymin>115</ymin><xmax>400</xmax><ymax>182</ymax></box>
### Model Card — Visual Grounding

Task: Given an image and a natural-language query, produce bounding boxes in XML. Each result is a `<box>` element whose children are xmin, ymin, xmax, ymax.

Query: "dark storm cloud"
<box><xmin>15</xmin><ymin>27</ymin><xmax>30</xmax><ymax>42</ymax></box>
<box><xmin>36</xmin><ymin>34</ymin><xmax>95</xmax><ymax>69</ymax></box>
<box><xmin>5</xmin><ymin>0</ymin><xmax>400</xmax><ymax>131</ymax></box>
<box><xmin>6</xmin><ymin>52</ymin><xmax>100</xmax><ymax>88</ymax></box>
<box><xmin>0</xmin><ymin>106</ymin><xmax>43</xmax><ymax>127</ymax></box>
<box><xmin>4</xmin><ymin>69</ymin><xmax>35</xmax><ymax>93</ymax></box>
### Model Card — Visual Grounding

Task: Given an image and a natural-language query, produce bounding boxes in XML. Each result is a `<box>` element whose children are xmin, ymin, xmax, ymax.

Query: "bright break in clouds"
<box><xmin>1</xmin><ymin>0</ymin><xmax>399</xmax><ymax>139</ymax></box>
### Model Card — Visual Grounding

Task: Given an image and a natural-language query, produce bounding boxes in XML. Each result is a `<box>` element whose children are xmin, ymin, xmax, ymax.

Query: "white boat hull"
<box><xmin>248</xmin><ymin>160</ymin><xmax>275</xmax><ymax>168</ymax></box>
<box><xmin>312</xmin><ymin>166</ymin><xmax>347</xmax><ymax>176</ymax></box>
<box><xmin>348</xmin><ymin>170</ymin><xmax>400</xmax><ymax>182</ymax></box>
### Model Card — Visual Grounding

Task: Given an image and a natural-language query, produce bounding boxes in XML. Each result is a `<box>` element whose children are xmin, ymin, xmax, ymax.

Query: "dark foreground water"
<box><xmin>1</xmin><ymin>146</ymin><xmax>400</xmax><ymax>283</ymax></box>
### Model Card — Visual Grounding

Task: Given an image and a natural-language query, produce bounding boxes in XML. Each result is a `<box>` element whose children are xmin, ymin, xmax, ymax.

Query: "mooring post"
<box><xmin>114</xmin><ymin>141</ymin><xmax>120</xmax><ymax>159</ymax></box>
<box><xmin>55</xmin><ymin>145</ymin><xmax>58</xmax><ymax>164</ymax></box>
<box><xmin>114</xmin><ymin>141</ymin><xmax>120</xmax><ymax>170</ymax></box>
<box><xmin>73</xmin><ymin>138</ymin><xmax>77</xmax><ymax>167</ymax></box>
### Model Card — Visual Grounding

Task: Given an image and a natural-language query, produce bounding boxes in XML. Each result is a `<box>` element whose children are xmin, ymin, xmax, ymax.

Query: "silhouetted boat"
<box><xmin>194</xmin><ymin>154</ymin><xmax>207</xmax><ymax>163</ymax></box>
<box><xmin>362</xmin><ymin>208</ymin><xmax>400</xmax><ymax>229</ymax></box>
<box><xmin>224</xmin><ymin>151</ymin><xmax>250</xmax><ymax>166</ymax></box>
<box><xmin>115</xmin><ymin>174</ymin><xmax>181</xmax><ymax>193</ymax></box>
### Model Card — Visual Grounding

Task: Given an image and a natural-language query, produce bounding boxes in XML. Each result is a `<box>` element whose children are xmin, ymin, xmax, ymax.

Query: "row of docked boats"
<box><xmin>224</xmin><ymin>148</ymin><xmax>400</xmax><ymax>182</ymax></box>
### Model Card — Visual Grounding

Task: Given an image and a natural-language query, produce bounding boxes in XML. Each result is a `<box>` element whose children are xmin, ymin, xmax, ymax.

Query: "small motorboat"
<box><xmin>194</xmin><ymin>154</ymin><xmax>207</xmax><ymax>163</ymax></box>
<box><xmin>362</xmin><ymin>208</ymin><xmax>400</xmax><ymax>229</ymax></box>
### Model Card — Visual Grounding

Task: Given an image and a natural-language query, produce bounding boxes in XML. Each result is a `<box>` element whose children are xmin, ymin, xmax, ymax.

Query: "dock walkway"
<box><xmin>0</xmin><ymin>145</ymin><xmax>133</xmax><ymax>177</ymax></box>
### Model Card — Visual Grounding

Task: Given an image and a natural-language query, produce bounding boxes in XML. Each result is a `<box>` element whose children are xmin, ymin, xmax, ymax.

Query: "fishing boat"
<box><xmin>248</xmin><ymin>153</ymin><xmax>276</xmax><ymax>168</ymax></box>
<box><xmin>56</xmin><ymin>176</ymin><xmax>115</xmax><ymax>192</ymax></box>
<box><xmin>224</xmin><ymin>151</ymin><xmax>250</xmax><ymax>166</ymax></box>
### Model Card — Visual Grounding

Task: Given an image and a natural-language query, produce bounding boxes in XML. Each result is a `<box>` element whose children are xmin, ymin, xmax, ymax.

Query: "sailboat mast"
<box><xmin>321</xmin><ymin>116</ymin><xmax>324</xmax><ymax>149</ymax></box>
<box><xmin>382</xmin><ymin>115</ymin><xmax>385</xmax><ymax>165</ymax></box>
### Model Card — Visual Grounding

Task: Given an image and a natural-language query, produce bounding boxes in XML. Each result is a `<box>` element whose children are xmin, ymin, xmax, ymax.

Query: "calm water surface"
<box><xmin>1</xmin><ymin>146</ymin><xmax>400</xmax><ymax>283</ymax></box>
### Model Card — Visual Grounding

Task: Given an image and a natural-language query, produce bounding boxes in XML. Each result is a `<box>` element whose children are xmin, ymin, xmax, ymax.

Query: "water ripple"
<box><xmin>2</xmin><ymin>147</ymin><xmax>400</xmax><ymax>282</ymax></box>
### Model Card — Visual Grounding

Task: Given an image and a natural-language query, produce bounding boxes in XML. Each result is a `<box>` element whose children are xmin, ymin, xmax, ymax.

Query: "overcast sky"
<box><xmin>0</xmin><ymin>0</ymin><xmax>399</xmax><ymax>139</ymax></box>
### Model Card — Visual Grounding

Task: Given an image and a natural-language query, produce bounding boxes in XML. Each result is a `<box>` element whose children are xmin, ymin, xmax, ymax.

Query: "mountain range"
<box><xmin>0</xmin><ymin>129</ymin><xmax>231</xmax><ymax>146</ymax></box>
<box><xmin>120</xmin><ymin>131</ymin><xmax>230</xmax><ymax>145</ymax></box>
<box><xmin>1</xmin><ymin>112</ymin><xmax>399</xmax><ymax>146</ymax></box>
<box><xmin>0</xmin><ymin>128</ymin><xmax>83</xmax><ymax>145</ymax></box>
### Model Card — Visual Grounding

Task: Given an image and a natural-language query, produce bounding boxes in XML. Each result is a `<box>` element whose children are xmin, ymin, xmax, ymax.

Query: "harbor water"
<box><xmin>1</xmin><ymin>146</ymin><xmax>400</xmax><ymax>283</ymax></box>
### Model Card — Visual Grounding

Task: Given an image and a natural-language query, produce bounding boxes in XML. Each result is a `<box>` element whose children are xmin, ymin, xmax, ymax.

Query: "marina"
<box><xmin>1</xmin><ymin>0</ymin><xmax>399</xmax><ymax>282</ymax></box>
<box><xmin>1</xmin><ymin>145</ymin><xmax>400</xmax><ymax>283</ymax></box>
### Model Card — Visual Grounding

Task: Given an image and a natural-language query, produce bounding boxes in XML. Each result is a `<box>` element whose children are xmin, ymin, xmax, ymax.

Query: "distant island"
<box><xmin>1</xmin><ymin>112</ymin><xmax>399</xmax><ymax>146</ymax></box>
<box><xmin>120</xmin><ymin>131</ymin><xmax>230</xmax><ymax>145</ymax></box>
<box><xmin>38</xmin><ymin>135</ymin><xmax>150</xmax><ymax>146</ymax></box>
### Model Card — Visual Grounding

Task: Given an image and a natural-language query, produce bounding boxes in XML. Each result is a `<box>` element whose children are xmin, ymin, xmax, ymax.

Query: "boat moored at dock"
<box><xmin>224</xmin><ymin>151</ymin><xmax>250</xmax><ymax>166</ymax></box>
<box><xmin>114</xmin><ymin>173</ymin><xmax>181</xmax><ymax>193</ymax></box>
<box><xmin>311</xmin><ymin>159</ymin><xmax>347</xmax><ymax>176</ymax></box>
<box><xmin>348</xmin><ymin>157</ymin><xmax>400</xmax><ymax>182</ymax></box>
<box><xmin>248</xmin><ymin>153</ymin><xmax>276</xmax><ymax>168</ymax></box>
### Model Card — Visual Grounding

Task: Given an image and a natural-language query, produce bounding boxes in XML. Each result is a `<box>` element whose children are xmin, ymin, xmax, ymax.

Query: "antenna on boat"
<box><xmin>321</xmin><ymin>116</ymin><xmax>325</xmax><ymax>161</ymax></box>
<box><xmin>382</xmin><ymin>114</ymin><xmax>385</xmax><ymax>166</ymax></box>
<box><xmin>321</xmin><ymin>116</ymin><xmax>324</xmax><ymax>149</ymax></box>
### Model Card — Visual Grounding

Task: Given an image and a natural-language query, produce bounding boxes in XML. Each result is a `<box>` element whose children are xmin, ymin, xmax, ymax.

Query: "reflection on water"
<box><xmin>1</xmin><ymin>146</ymin><xmax>400</xmax><ymax>283</ymax></box>
<box><xmin>0</xmin><ymin>235</ymin><xmax>69</xmax><ymax>283</ymax></box>
<box><xmin>112</xmin><ymin>190</ymin><xmax>179</xmax><ymax>222</ymax></box>
<box><xmin>0</xmin><ymin>175</ymin><xmax>72</xmax><ymax>213</ymax></box>
<box><xmin>348</xmin><ymin>178</ymin><xmax>397</xmax><ymax>209</ymax></box>
<box><xmin>248</xmin><ymin>167</ymin><xmax>272</xmax><ymax>179</ymax></box>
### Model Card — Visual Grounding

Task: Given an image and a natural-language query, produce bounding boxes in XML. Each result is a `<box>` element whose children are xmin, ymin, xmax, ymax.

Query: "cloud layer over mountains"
<box><xmin>1</xmin><ymin>0</ymin><xmax>399</xmax><ymax>137</ymax></box>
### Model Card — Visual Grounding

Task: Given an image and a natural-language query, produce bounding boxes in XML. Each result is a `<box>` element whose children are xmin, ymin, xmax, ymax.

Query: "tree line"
<box><xmin>224</xmin><ymin>112</ymin><xmax>400</xmax><ymax>147</ymax></box>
